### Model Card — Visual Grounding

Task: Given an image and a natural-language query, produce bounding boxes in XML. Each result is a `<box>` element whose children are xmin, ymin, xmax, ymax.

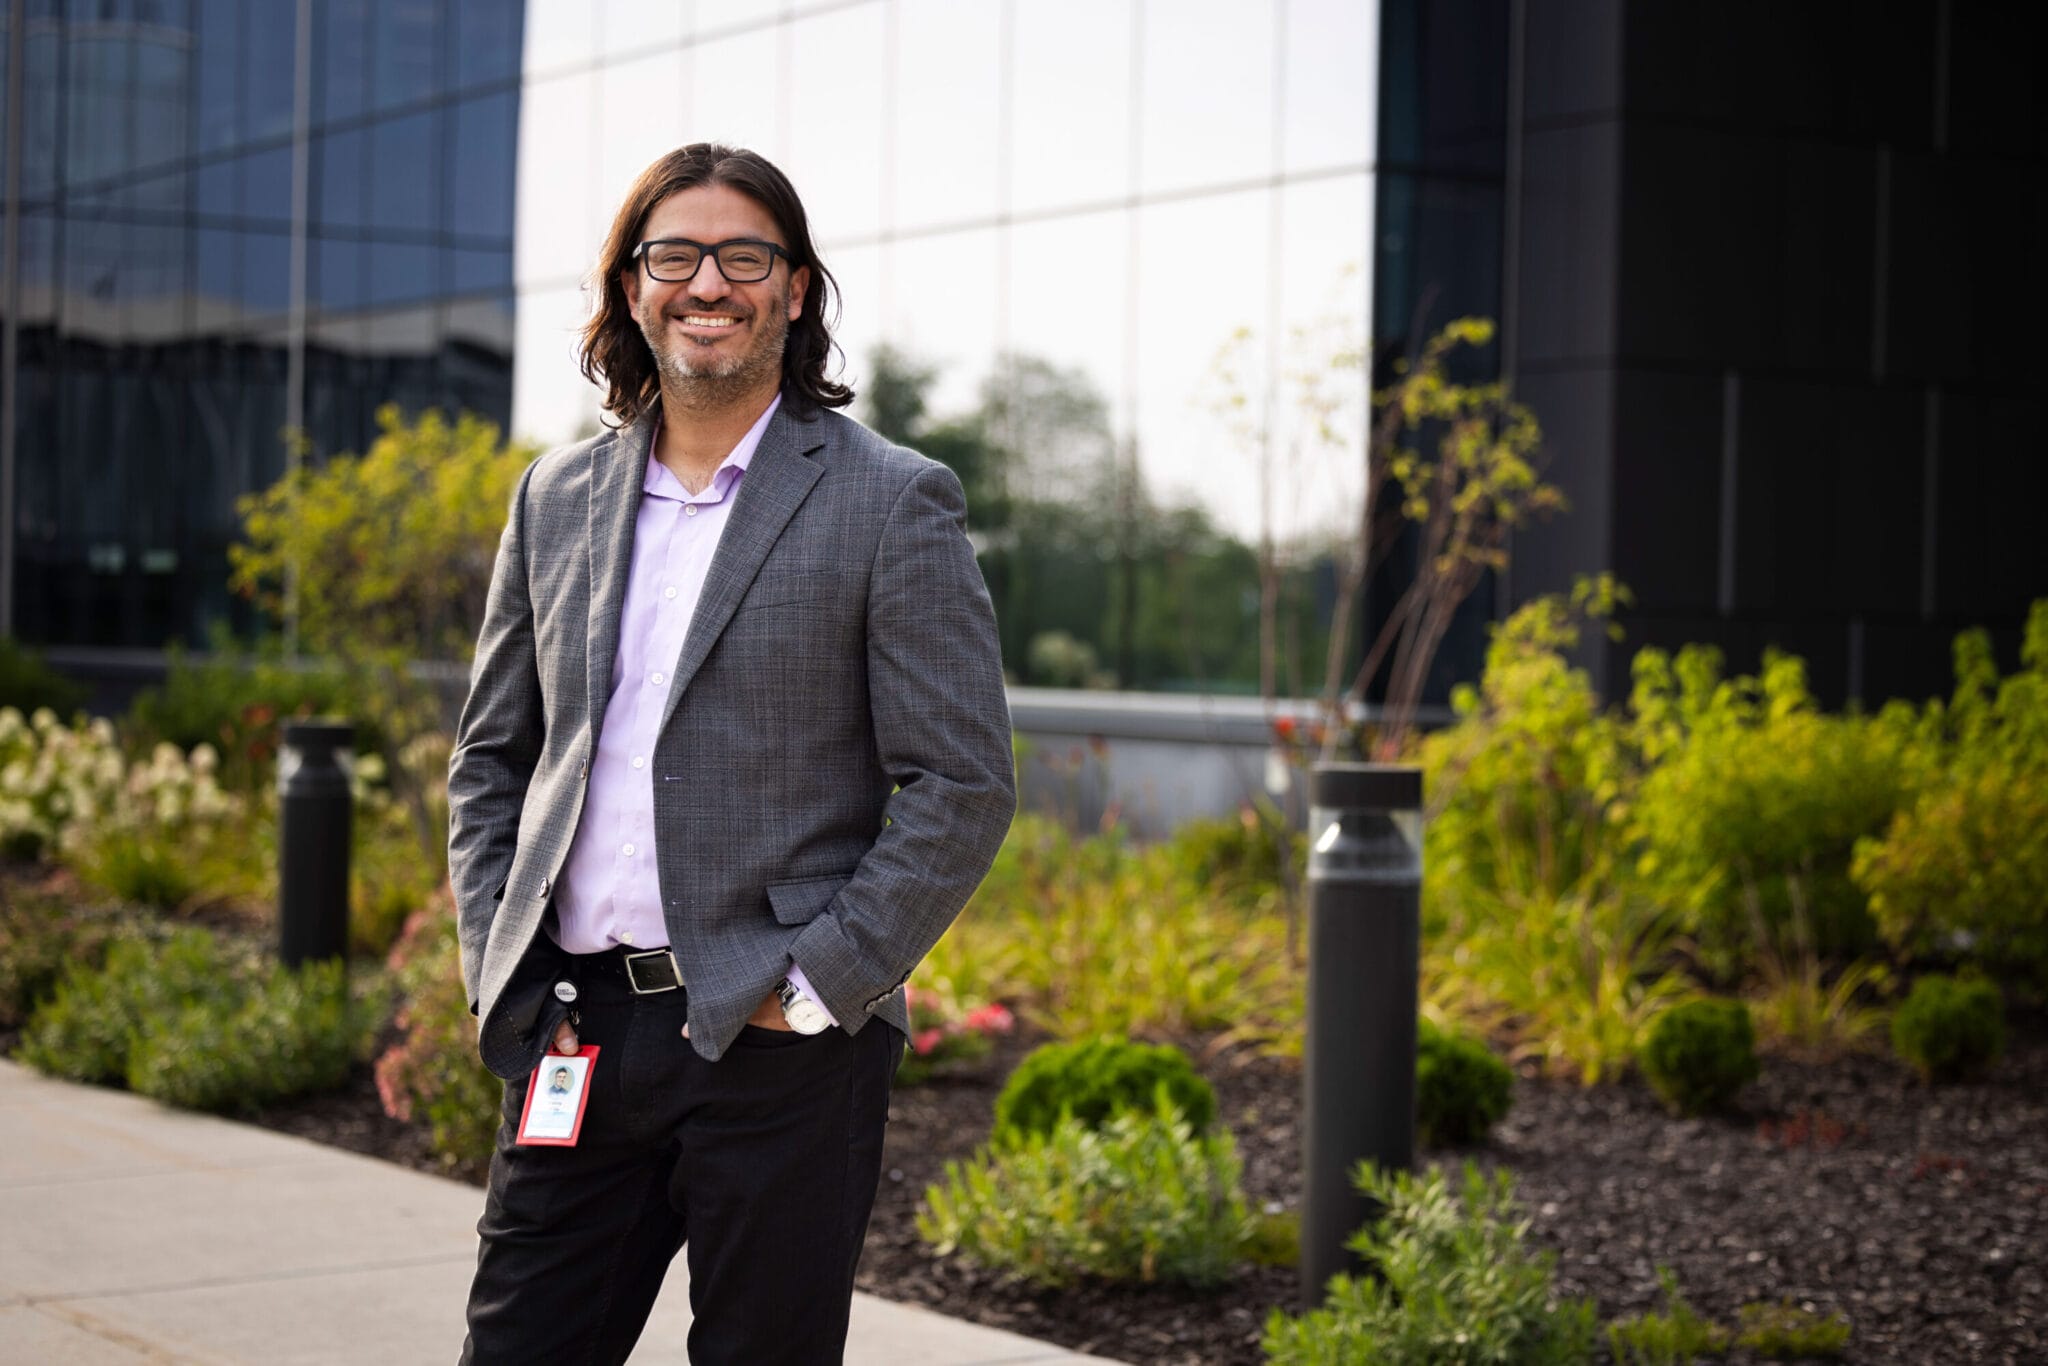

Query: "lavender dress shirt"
<box><xmin>553</xmin><ymin>393</ymin><xmax>835</xmax><ymax>1025</ymax></box>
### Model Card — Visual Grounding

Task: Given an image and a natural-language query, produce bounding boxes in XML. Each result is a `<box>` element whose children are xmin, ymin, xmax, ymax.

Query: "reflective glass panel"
<box><xmin>1142</xmin><ymin>0</ymin><xmax>1275</xmax><ymax>196</ymax></box>
<box><xmin>595</xmin><ymin>49</ymin><xmax>685</xmax><ymax>218</ymax></box>
<box><xmin>893</xmin><ymin>0</ymin><xmax>1000</xmax><ymax>230</ymax></box>
<box><xmin>1011</xmin><ymin>0</ymin><xmax>1132</xmax><ymax>216</ymax></box>
<box><xmin>195</xmin><ymin>0</ymin><xmax>239</xmax><ymax>152</ymax></box>
<box><xmin>241</xmin><ymin>0</ymin><xmax>295</xmax><ymax>140</ymax></box>
<box><xmin>451</xmin><ymin>90</ymin><xmax>517</xmax><ymax>239</ymax></box>
<box><xmin>374</xmin><ymin>0</ymin><xmax>440</xmax><ymax>111</ymax></box>
<box><xmin>369</xmin><ymin>110</ymin><xmax>438</xmax><ymax>232</ymax></box>
<box><xmin>687</xmin><ymin>26</ymin><xmax>781</xmax><ymax>169</ymax></box>
<box><xmin>514</xmin><ymin>73</ymin><xmax>595</xmax><ymax>288</ymax></box>
<box><xmin>598</xmin><ymin>0</ymin><xmax>686</xmax><ymax>61</ymax></box>
<box><xmin>1284</xmin><ymin>0</ymin><xmax>1372</xmax><ymax>173</ymax></box>
<box><xmin>321</xmin><ymin>0</ymin><xmax>372</xmax><ymax>122</ymax></box>
<box><xmin>315</xmin><ymin>126</ymin><xmax>370</xmax><ymax>232</ymax></box>
<box><xmin>523</xmin><ymin>0</ymin><xmax>596</xmax><ymax>77</ymax></box>
<box><xmin>455</xmin><ymin>0</ymin><xmax>523</xmax><ymax>88</ymax></box>
<box><xmin>789</xmin><ymin>4</ymin><xmax>885</xmax><ymax>240</ymax></box>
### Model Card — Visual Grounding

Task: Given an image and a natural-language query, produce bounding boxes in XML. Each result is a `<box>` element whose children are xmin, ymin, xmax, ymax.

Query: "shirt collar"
<box><xmin>642</xmin><ymin>391</ymin><xmax>782</xmax><ymax>502</ymax></box>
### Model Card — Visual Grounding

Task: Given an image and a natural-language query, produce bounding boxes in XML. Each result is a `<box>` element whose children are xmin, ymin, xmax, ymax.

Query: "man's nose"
<box><xmin>687</xmin><ymin>257</ymin><xmax>733</xmax><ymax>302</ymax></box>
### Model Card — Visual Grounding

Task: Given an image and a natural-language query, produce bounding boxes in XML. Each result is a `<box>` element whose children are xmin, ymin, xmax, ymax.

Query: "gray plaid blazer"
<box><xmin>447</xmin><ymin>395</ymin><xmax>1016</xmax><ymax>1080</ymax></box>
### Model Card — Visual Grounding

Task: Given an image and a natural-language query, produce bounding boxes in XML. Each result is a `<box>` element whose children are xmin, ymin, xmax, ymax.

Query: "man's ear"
<box><xmin>787</xmin><ymin>265</ymin><xmax>810</xmax><ymax>322</ymax></box>
<box><xmin>622</xmin><ymin>266</ymin><xmax>642</xmax><ymax>312</ymax></box>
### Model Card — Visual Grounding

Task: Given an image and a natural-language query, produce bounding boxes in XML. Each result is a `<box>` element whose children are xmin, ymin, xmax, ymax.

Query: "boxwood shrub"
<box><xmin>993</xmin><ymin>1036</ymin><xmax>1216</xmax><ymax>1140</ymax></box>
<box><xmin>1416</xmin><ymin>1017</ymin><xmax>1514</xmax><ymax>1148</ymax></box>
<box><xmin>1890</xmin><ymin>974</ymin><xmax>2004</xmax><ymax>1083</ymax></box>
<box><xmin>1638</xmin><ymin>998</ymin><xmax>1759</xmax><ymax>1117</ymax></box>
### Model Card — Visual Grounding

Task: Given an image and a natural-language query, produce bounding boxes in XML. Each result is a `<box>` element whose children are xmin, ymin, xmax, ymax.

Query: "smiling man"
<box><xmin>447</xmin><ymin>144</ymin><xmax>1015</xmax><ymax>1365</ymax></box>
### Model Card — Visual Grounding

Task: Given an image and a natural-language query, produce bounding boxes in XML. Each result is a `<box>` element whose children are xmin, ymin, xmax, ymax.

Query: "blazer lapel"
<box><xmin>586</xmin><ymin>411</ymin><xmax>657</xmax><ymax>738</ymax></box>
<box><xmin>658</xmin><ymin>402</ymin><xmax>825</xmax><ymax>734</ymax></box>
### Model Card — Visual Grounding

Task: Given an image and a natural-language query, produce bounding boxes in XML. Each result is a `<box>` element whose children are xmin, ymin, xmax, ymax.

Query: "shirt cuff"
<box><xmin>784</xmin><ymin>961</ymin><xmax>841</xmax><ymax>1029</ymax></box>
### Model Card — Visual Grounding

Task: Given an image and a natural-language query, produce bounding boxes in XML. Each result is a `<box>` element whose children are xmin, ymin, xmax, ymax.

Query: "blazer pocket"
<box><xmin>766</xmin><ymin>872</ymin><xmax>854</xmax><ymax>926</ymax></box>
<box><xmin>744</xmin><ymin>569</ymin><xmax>840</xmax><ymax>612</ymax></box>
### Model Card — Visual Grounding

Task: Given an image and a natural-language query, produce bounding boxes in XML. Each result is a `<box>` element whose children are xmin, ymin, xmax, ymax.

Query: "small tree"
<box><xmin>1325</xmin><ymin>317</ymin><xmax>1568</xmax><ymax>760</ymax></box>
<box><xmin>229</xmin><ymin>406</ymin><xmax>536</xmax><ymax>864</ymax></box>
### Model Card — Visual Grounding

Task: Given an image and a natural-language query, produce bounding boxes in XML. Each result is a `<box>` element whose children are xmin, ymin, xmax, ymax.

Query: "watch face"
<box><xmin>786</xmin><ymin>997</ymin><xmax>831</xmax><ymax>1034</ymax></box>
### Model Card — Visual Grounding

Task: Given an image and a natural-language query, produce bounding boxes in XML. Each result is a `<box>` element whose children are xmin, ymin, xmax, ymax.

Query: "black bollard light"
<box><xmin>278</xmin><ymin>719</ymin><xmax>354</xmax><ymax>968</ymax></box>
<box><xmin>1299</xmin><ymin>762</ymin><xmax>1423</xmax><ymax>1308</ymax></box>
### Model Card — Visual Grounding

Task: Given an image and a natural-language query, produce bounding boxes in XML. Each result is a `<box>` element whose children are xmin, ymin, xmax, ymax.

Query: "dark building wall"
<box><xmin>1</xmin><ymin>0</ymin><xmax>523</xmax><ymax>651</ymax></box>
<box><xmin>1366</xmin><ymin>0</ymin><xmax>1509</xmax><ymax>707</ymax></box>
<box><xmin>1504</xmin><ymin>0</ymin><xmax>2047</xmax><ymax>707</ymax></box>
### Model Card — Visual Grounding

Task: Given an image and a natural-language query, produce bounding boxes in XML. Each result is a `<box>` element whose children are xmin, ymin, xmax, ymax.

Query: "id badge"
<box><xmin>517</xmin><ymin>1046</ymin><xmax>597</xmax><ymax>1147</ymax></box>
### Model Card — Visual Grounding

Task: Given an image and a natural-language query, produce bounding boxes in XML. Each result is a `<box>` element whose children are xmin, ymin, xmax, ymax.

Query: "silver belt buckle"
<box><xmin>623</xmin><ymin>948</ymin><xmax>682</xmax><ymax>994</ymax></box>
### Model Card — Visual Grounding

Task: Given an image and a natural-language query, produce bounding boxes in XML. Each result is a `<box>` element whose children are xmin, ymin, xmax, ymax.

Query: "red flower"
<box><xmin>911</xmin><ymin>1028</ymin><xmax>945</xmax><ymax>1056</ymax></box>
<box><xmin>963</xmin><ymin>1003</ymin><xmax>1015</xmax><ymax>1035</ymax></box>
<box><xmin>1273</xmin><ymin>716</ymin><xmax>1298</xmax><ymax>741</ymax></box>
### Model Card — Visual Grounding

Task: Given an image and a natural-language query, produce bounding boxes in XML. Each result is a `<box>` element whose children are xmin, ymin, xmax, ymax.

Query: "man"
<box><xmin>447</xmin><ymin>143</ymin><xmax>1015</xmax><ymax>1364</ymax></box>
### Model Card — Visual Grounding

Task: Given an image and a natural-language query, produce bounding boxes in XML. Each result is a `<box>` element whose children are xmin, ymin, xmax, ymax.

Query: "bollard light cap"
<box><xmin>1309</xmin><ymin>763</ymin><xmax>1421</xmax><ymax>812</ymax></box>
<box><xmin>281</xmin><ymin>719</ymin><xmax>356</xmax><ymax>754</ymax></box>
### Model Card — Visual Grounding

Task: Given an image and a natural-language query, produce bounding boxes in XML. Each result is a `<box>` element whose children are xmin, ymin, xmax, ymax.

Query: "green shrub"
<box><xmin>0</xmin><ymin>639</ymin><xmax>85</xmax><ymax>718</ymax></box>
<box><xmin>993</xmin><ymin>1036</ymin><xmax>1217</xmax><ymax>1140</ymax></box>
<box><xmin>1855</xmin><ymin>604</ymin><xmax>2048</xmax><ymax>987</ymax></box>
<box><xmin>1606</xmin><ymin>1267</ymin><xmax>1731</xmax><ymax>1364</ymax></box>
<box><xmin>130</xmin><ymin>958</ymin><xmax>379</xmax><ymax>1114</ymax></box>
<box><xmin>1856</xmin><ymin>761</ymin><xmax>2048</xmax><ymax>987</ymax></box>
<box><xmin>122</xmin><ymin>638</ymin><xmax>387</xmax><ymax>795</ymax></box>
<box><xmin>18</xmin><ymin>932</ymin><xmax>235</xmax><ymax>1082</ymax></box>
<box><xmin>1262</xmin><ymin>1160</ymin><xmax>1598</xmax><ymax>1365</ymax></box>
<box><xmin>1163</xmin><ymin>813</ymin><xmax>1301</xmax><ymax>902</ymax></box>
<box><xmin>1244</xmin><ymin>1207</ymin><xmax>1300</xmax><ymax>1268</ymax></box>
<box><xmin>351</xmin><ymin>796</ymin><xmax>442</xmax><ymax>958</ymax></box>
<box><xmin>1889</xmin><ymin>974</ymin><xmax>2004</xmax><ymax>1083</ymax></box>
<box><xmin>918</xmin><ymin>1096</ymin><xmax>1252</xmax><ymax>1288</ymax></box>
<box><xmin>1638</xmin><ymin>999</ymin><xmax>1758</xmax><ymax>1116</ymax></box>
<box><xmin>373</xmin><ymin>903</ymin><xmax>502</xmax><ymax>1168</ymax></box>
<box><xmin>0</xmin><ymin>891</ymin><xmax>127</xmax><ymax>1030</ymax></box>
<box><xmin>1734</xmin><ymin>1300</ymin><xmax>1851</xmax><ymax>1358</ymax></box>
<box><xmin>1421</xmin><ymin>587</ymin><xmax>1634</xmax><ymax>910</ymax></box>
<box><xmin>1626</xmin><ymin>647</ymin><xmax>1911</xmax><ymax>978</ymax></box>
<box><xmin>17</xmin><ymin>927</ymin><xmax>375</xmax><ymax>1113</ymax></box>
<box><xmin>1416</xmin><ymin>1017</ymin><xmax>1514</xmax><ymax>1147</ymax></box>
<box><xmin>78</xmin><ymin>829</ymin><xmax>209</xmax><ymax>910</ymax></box>
<box><xmin>921</xmin><ymin>813</ymin><xmax>1304</xmax><ymax>1051</ymax></box>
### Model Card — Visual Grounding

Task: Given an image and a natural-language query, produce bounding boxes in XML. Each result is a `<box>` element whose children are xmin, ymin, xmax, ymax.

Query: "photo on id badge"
<box><xmin>517</xmin><ymin>1046</ymin><xmax>597</xmax><ymax>1146</ymax></box>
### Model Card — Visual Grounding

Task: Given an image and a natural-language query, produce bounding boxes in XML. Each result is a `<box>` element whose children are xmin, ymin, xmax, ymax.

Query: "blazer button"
<box><xmin>537</xmin><ymin>877</ymin><xmax>552</xmax><ymax>898</ymax></box>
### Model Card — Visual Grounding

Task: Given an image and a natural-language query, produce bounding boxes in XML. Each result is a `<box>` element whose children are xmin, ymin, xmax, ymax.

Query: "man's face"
<box><xmin>622</xmin><ymin>182</ymin><xmax>810</xmax><ymax>403</ymax></box>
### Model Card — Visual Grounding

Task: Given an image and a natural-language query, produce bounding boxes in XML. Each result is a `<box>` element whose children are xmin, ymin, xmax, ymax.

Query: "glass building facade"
<box><xmin>0</xmin><ymin>0</ymin><xmax>522</xmax><ymax>650</ymax></box>
<box><xmin>507</xmin><ymin>0</ymin><xmax>1378</xmax><ymax>566</ymax></box>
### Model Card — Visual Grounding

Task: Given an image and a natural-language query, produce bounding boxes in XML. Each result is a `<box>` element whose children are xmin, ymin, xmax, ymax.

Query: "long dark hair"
<box><xmin>579</xmin><ymin>144</ymin><xmax>852</xmax><ymax>424</ymax></box>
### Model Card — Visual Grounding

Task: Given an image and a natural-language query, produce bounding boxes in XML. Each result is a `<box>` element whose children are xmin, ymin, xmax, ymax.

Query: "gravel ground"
<box><xmin>241</xmin><ymin>1014</ymin><xmax>2046</xmax><ymax>1365</ymax></box>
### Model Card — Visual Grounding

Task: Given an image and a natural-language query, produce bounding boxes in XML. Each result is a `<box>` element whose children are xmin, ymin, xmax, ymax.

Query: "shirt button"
<box><xmin>631</xmin><ymin>756</ymin><xmax>646</xmax><ymax>769</ymax></box>
<box><xmin>664</xmin><ymin>586</ymin><xmax>678</xmax><ymax>599</ymax></box>
<box><xmin>621</xmin><ymin>931</ymin><xmax>635</xmax><ymax>946</ymax></box>
<box><xmin>621</xmin><ymin>842</ymin><xmax>636</xmax><ymax>857</ymax></box>
<box><xmin>685</xmin><ymin>505</ymin><xmax>698</xmax><ymax>517</ymax></box>
<box><xmin>650</xmin><ymin>671</ymin><xmax>665</xmax><ymax>685</ymax></box>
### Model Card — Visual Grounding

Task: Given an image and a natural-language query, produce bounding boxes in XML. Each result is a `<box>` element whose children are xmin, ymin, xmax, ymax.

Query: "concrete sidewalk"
<box><xmin>1</xmin><ymin>1060</ymin><xmax>1119</xmax><ymax>1365</ymax></box>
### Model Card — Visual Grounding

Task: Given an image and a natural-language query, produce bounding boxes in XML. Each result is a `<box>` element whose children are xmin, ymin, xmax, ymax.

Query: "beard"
<box><xmin>635</xmin><ymin>282</ymin><xmax>792</xmax><ymax>409</ymax></box>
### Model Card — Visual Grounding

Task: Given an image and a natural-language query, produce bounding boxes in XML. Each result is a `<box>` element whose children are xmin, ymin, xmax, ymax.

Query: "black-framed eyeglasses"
<box><xmin>633</xmin><ymin>237</ymin><xmax>791</xmax><ymax>284</ymax></box>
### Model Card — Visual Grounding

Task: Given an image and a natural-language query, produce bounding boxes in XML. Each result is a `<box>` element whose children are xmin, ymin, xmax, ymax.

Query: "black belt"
<box><xmin>570</xmin><ymin>944</ymin><xmax>684</xmax><ymax>995</ymax></box>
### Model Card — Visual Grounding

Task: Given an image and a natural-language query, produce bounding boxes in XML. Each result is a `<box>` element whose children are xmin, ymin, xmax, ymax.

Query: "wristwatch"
<box><xmin>775</xmin><ymin>976</ymin><xmax>831</xmax><ymax>1035</ymax></box>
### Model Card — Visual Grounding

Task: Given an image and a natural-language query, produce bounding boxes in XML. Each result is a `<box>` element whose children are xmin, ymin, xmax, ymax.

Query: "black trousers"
<box><xmin>460</xmin><ymin>950</ymin><xmax>903</xmax><ymax>1365</ymax></box>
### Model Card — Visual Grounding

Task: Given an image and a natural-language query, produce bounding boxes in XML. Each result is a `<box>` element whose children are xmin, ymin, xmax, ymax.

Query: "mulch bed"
<box><xmin>240</xmin><ymin>1014</ymin><xmax>2047</xmax><ymax>1365</ymax></box>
